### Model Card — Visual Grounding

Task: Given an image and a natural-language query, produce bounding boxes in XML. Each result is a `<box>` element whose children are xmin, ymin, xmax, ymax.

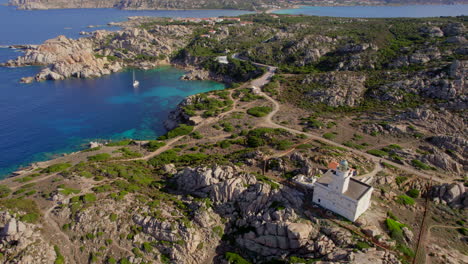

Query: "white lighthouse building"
<box><xmin>312</xmin><ymin>160</ymin><xmax>373</xmax><ymax>221</ymax></box>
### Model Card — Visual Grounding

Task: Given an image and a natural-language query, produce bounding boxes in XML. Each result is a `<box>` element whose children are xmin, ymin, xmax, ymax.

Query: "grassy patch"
<box><xmin>88</xmin><ymin>153</ymin><xmax>111</xmax><ymax>162</ymax></box>
<box><xmin>42</xmin><ymin>163</ymin><xmax>72</xmax><ymax>174</ymax></box>
<box><xmin>146</xmin><ymin>141</ymin><xmax>166</xmax><ymax>151</ymax></box>
<box><xmin>356</xmin><ymin>241</ymin><xmax>371</xmax><ymax>250</ymax></box>
<box><xmin>366</xmin><ymin>149</ymin><xmax>389</xmax><ymax>157</ymax></box>
<box><xmin>385</xmin><ymin>218</ymin><xmax>406</xmax><ymax>242</ymax></box>
<box><xmin>107</xmin><ymin>139</ymin><xmax>132</xmax><ymax>146</ymax></box>
<box><xmin>406</xmin><ymin>189</ymin><xmax>420</xmax><ymax>198</ymax></box>
<box><xmin>159</xmin><ymin>124</ymin><xmax>194</xmax><ymax>140</ymax></box>
<box><xmin>115</xmin><ymin>147</ymin><xmax>142</xmax><ymax>158</ymax></box>
<box><xmin>58</xmin><ymin>186</ymin><xmax>81</xmax><ymax>196</ymax></box>
<box><xmin>54</xmin><ymin>245</ymin><xmax>65</xmax><ymax>264</ymax></box>
<box><xmin>396</xmin><ymin>195</ymin><xmax>415</xmax><ymax>206</ymax></box>
<box><xmin>81</xmin><ymin>146</ymin><xmax>101</xmax><ymax>152</ymax></box>
<box><xmin>225</xmin><ymin>252</ymin><xmax>251</xmax><ymax>264</ymax></box>
<box><xmin>0</xmin><ymin>198</ymin><xmax>41</xmax><ymax>223</ymax></box>
<box><xmin>246</xmin><ymin>106</ymin><xmax>272</xmax><ymax>117</ymax></box>
<box><xmin>255</xmin><ymin>174</ymin><xmax>280</xmax><ymax>190</ymax></box>
<box><xmin>322</xmin><ymin>132</ymin><xmax>336</xmax><ymax>140</ymax></box>
<box><xmin>411</xmin><ymin>159</ymin><xmax>432</xmax><ymax>170</ymax></box>
<box><xmin>0</xmin><ymin>185</ymin><xmax>11</xmax><ymax>198</ymax></box>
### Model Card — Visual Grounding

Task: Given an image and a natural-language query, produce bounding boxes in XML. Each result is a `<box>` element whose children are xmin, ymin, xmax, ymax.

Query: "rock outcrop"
<box><xmin>300</xmin><ymin>72</ymin><xmax>367</xmax><ymax>107</ymax></box>
<box><xmin>430</xmin><ymin>182</ymin><xmax>467</xmax><ymax>209</ymax></box>
<box><xmin>3</xmin><ymin>35</ymin><xmax>123</xmax><ymax>81</ymax></box>
<box><xmin>2</xmin><ymin>25</ymin><xmax>193</xmax><ymax>82</ymax></box>
<box><xmin>0</xmin><ymin>212</ymin><xmax>56</xmax><ymax>263</ymax></box>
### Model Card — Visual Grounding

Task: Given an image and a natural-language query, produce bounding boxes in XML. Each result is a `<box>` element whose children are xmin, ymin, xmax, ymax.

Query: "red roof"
<box><xmin>328</xmin><ymin>161</ymin><xmax>339</xmax><ymax>170</ymax></box>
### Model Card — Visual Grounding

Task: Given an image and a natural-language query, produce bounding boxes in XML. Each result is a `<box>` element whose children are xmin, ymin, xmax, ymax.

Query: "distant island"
<box><xmin>8</xmin><ymin>0</ymin><xmax>468</xmax><ymax>11</ymax></box>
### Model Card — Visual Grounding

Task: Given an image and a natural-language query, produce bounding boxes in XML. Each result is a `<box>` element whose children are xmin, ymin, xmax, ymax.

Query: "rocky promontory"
<box><xmin>1</xmin><ymin>24</ymin><xmax>193</xmax><ymax>82</ymax></box>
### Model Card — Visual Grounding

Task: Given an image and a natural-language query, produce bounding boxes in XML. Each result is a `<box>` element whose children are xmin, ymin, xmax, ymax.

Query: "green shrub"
<box><xmin>222</xmin><ymin>122</ymin><xmax>234</xmax><ymax>132</ymax></box>
<box><xmin>297</xmin><ymin>144</ymin><xmax>313</xmax><ymax>149</ymax></box>
<box><xmin>406</xmin><ymin>189</ymin><xmax>420</xmax><ymax>198</ymax></box>
<box><xmin>356</xmin><ymin>241</ymin><xmax>371</xmax><ymax>250</ymax></box>
<box><xmin>385</xmin><ymin>218</ymin><xmax>405</xmax><ymax>242</ymax></box>
<box><xmin>82</xmin><ymin>146</ymin><xmax>101</xmax><ymax>152</ymax></box>
<box><xmin>88</xmin><ymin>153</ymin><xmax>111</xmax><ymax>162</ymax></box>
<box><xmin>59</xmin><ymin>187</ymin><xmax>81</xmax><ymax>196</ymax></box>
<box><xmin>81</xmin><ymin>193</ymin><xmax>97</xmax><ymax>203</ymax></box>
<box><xmin>142</xmin><ymin>242</ymin><xmax>152</xmax><ymax>252</ymax></box>
<box><xmin>42</xmin><ymin>163</ymin><xmax>71</xmax><ymax>173</ymax></box>
<box><xmin>14</xmin><ymin>176</ymin><xmax>33</xmax><ymax>183</ymax></box>
<box><xmin>255</xmin><ymin>175</ymin><xmax>280</xmax><ymax>190</ymax></box>
<box><xmin>212</xmin><ymin>226</ymin><xmax>224</xmax><ymax>237</ymax></box>
<box><xmin>366</xmin><ymin>149</ymin><xmax>388</xmax><ymax>157</ymax></box>
<box><xmin>395</xmin><ymin>176</ymin><xmax>408</xmax><ymax>185</ymax></box>
<box><xmin>411</xmin><ymin>159</ymin><xmax>431</xmax><ymax>170</ymax></box>
<box><xmin>247</xmin><ymin>106</ymin><xmax>272</xmax><ymax>117</ymax></box>
<box><xmin>116</xmin><ymin>147</ymin><xmax>142</xmax><ymax>158</ymax></box>
<box><xmin>396</xmin><ymin>244</ymin><xmax>415</xmax><ymax>258</ymax></box>
<box><xmin>146</xmin><ymin>141</ymin><xmax>166</xmax><ymax>151</ymax></box>
<box><xmin>106</xmin><ymin>257</ymin><xmax>117</xmax><ymax>264</ymax></box>
<box><xmin>219</xmin><ymin>140</ymin><xmax>232</xmax><ymax>149</ymax></box>
<box><xmin>109</xmin><ymin>213</ymin><xmax>118</xmax><ymax>222</ymax></box>
<box><xmin>119</xmin><ymin>258</ymin><xmax>131</xmax><ymax>264</ymax></box>
<box><xmin>225</xmin><ymin>252</ymin><xmax>251</xmax><ymax>264</ymax></box>
<box><xmin>0</xmin><ymin>198</ymin><xmax>40</xmax><ymax>223</ymax></box>
<box><xmin>322</xmin><ymin>133</ymin><xmax>336</xmax><ymax>140</ymax></box>
<box><xmin>274</xmin><ymin>140</ymin><xmax>293</xmax><ymax>150</ymax></box>
<box><xmin>457</xmin><ymin>227</ymin><xmax>468</xmax><ymax>236</ymax></box>
<box><xmin>269</xmin><ymin>201</ymin><xmax>285</xmax><ymax>211</ymax></box>
<box><xmin>160</xmin><ymin>124</ymin><xmax>194</xmax><ymax>139</ymax></box>
<box><xmin>191</xmin><ymin>131</ymin><xmax>203</xmax><ymax>139</ymax></box>
<box><xmin>54</xmin><ymin>245</ymin><xmax>65</xmax><ymax>264</ymax></box>
<box><xmin>396</xmin><ymin>195</ymin><xmax>415</xmax><ymax>206</ymax></box>
<box><xmin>0</xmin><ymin>185</ymin><xmax>11</xmax><ymax>198</ymax></box>
<box><xmin>107</xmin><ymin>139</ymin><xmax>132</xmax><ymax>146</ymax></box>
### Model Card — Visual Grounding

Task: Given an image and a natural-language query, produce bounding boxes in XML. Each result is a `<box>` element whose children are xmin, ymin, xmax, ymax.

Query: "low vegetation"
<box><xmin>42</xmin><ymin>163</ymin><xmax>72</xmax><ymax>174</ymax></box>
<box><xmin>246</xmin><ymin>106</ymin><xmax>272</xmax><ymax>117</ymax></box>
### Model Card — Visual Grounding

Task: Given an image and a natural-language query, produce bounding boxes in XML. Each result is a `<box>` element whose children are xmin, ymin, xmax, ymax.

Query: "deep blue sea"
<box><xmin>0</xmin><ymin>5</ymin><xmax>245</xmax><ymax>177</ymax></box>
<box><xmin>274</xmin><ymin>4</ymin><xmax>468</xmax><ymax>18</ymax></box>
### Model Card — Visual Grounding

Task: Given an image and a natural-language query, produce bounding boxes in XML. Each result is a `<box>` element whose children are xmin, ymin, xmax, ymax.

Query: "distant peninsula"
<box><xmin>8</xmin><ymin>0</ymin><xmax>468</xmax><ymax>11</ymax></box>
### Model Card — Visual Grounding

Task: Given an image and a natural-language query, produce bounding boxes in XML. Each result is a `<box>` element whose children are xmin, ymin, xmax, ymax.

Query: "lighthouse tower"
<box><xmin>330</xmin><ymin>160</ymin><xmax>352</xmax><ymax>193</ymax></box>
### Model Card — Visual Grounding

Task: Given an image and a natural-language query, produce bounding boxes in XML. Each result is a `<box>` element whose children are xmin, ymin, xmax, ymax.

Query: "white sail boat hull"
<box><xmin>132</xmin><ymin>70</ymin><xmax>139</xmax><ymax>88</ymax></box>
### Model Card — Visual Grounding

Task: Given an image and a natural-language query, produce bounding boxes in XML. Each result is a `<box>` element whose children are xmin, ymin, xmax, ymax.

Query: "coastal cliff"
<box><xmin>2</xmin><ymin>24</ymin><xmax>193</xmax><ymax>82</ymax></box>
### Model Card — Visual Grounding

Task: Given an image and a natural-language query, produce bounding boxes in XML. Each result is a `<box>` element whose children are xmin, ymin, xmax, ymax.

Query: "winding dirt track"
<box><xmin>119</xmin><ymin>60</ymin><xmax>446</xmax><ymax>184</ymax></box>
<box><xmin>249</xmin><ymin>65</ymin><xmax>445</xmax><ymax>183</ymax></box>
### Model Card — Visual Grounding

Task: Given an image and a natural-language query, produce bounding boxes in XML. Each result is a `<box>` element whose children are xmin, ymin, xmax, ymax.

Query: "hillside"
<box><xmin>0</xmin><ymin>14</ymin><xmax>467</xmax><ymax>264</ymax></box>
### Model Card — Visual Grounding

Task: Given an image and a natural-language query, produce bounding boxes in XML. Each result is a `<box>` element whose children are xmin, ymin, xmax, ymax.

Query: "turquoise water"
<box><xmin>274</xmin><ymin>5</ymin><xmax>468</xmax><ymax>18</ymax></box>
<box><xmin>0</xmin><ymin>48</ymin><xmax>224</xmax><ymax>176</ymax></box>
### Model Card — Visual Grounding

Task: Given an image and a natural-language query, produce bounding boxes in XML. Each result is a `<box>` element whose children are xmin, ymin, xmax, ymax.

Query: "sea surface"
<box><xmin>274</xmin><ymin>4</ymin><xmax>468</xmax><ymax>18</ymax></box>
<box><xmin>0</xmin><ymin>4</ymin><xmax>242</xmax><ymax>177</ymax></box>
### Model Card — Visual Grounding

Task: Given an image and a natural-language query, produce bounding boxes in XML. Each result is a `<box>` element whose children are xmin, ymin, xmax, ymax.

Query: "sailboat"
<box><xmin>132</xmin><ymin>70</ymin><xmax>139</xmax><ymax>88</ymax></box>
